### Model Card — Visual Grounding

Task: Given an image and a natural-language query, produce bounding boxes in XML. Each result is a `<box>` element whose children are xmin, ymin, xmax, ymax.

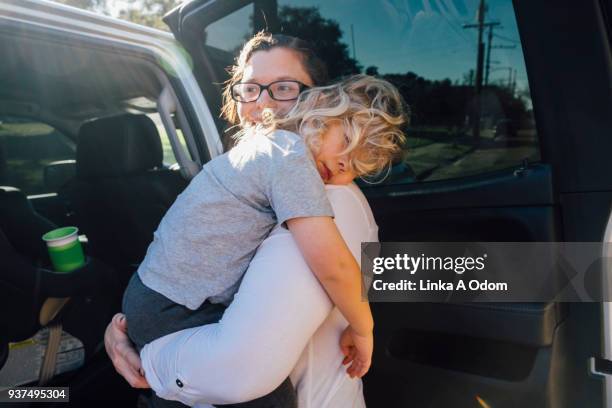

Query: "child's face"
<box><xmin>314</xmin><ymin>122</ymin><xmax>357</xmax><ymax>185</ymax></box>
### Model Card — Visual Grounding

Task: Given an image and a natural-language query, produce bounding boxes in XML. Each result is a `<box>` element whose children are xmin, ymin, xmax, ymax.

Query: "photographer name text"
<box><xmin>369</xmin><ymin>254</ymin><xmax>508</xmax><ymax>292</ymax></box>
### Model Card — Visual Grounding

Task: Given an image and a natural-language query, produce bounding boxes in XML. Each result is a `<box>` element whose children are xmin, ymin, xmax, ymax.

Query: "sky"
<box><xmin>280</xmin><ymin>0</ymin><xmax>527</xmax><ymax>89</ymax></box>
<box><xmin>106</xmin><ymin>0</ymin><xmax>530</xmax><ymax>93</ymax></box>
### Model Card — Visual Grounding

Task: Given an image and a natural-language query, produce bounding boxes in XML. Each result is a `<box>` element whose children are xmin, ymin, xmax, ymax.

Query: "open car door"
<box><xmin>163</xmin><ymin>1</ymin><xmax>611</xmax><ymax>407</ymax></box>
<box><xmin>163</xmin><ymin>0</ymin><xmax>277</xmax><ymax>144</ymax></box>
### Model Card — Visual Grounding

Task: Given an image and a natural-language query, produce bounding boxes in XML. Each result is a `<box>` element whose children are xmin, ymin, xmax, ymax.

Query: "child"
<box><xmin>122</xmin><ymin>74</ymin><xmax>406</xmax><ymax>407</ymax></box>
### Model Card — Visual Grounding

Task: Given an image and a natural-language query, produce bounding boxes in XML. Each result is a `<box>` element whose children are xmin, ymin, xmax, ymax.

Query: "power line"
<box><xmin>437</xmin><ymin>9</ymin><xmax>474</xmax><ymax>44</ymax></box>
<box><xmin>493</xmin><ymin>33</ymin><xmax>520</xmax><ymax>44</ymax></box>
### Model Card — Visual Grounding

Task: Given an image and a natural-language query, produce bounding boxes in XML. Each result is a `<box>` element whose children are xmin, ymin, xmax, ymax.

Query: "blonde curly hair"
<box><xmin>267</xmin><ymin>74</ymin><xmax>408</xmax><ymax>179</ymax></box>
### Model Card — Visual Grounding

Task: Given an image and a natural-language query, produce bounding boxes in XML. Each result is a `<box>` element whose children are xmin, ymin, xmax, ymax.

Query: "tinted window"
<box><xmin>146</xmin><ymin>113</ymin><xmax>180</xmax><ymax>166</ymax></box>
<box><xmin>205</xmin><ymin>3</ymin><xmax>254</xmax><ymax>53</ymax></box>
<box><xmin>270</xmin><ymin>0</ymin><xmax>538</xmax><ymax>185</ymax></box>
<box><xmin>0</xmin><ymin>117</ymin><xmax>75</xmax><ymax>195</ymax></box>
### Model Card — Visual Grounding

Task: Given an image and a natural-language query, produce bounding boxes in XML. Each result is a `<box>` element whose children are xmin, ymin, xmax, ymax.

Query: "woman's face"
<box><xmin>237</xmin><ymin>47</ymin><xmax>314</xmax><ymax>126</ymax></box>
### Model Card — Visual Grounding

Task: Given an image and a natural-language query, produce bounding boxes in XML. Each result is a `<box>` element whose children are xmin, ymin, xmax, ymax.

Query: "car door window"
<box><xmin>0</xmin><ymin>116</ymin><xmax>75</xmax><ymax>195</ymax></box>
<box><xmin>146</xmin><ymin>112</ymin><xmax>182</xmax><ymax>166</ymax></box>
<box><xmin>205</xmin><ymin>3</ymin><xmax>254</xmax><ymax>53</ymax></box>
<box><xmin>271</xmin><ymin>0</ymin><xmax>538</xmax><ymax>185</ymax></box>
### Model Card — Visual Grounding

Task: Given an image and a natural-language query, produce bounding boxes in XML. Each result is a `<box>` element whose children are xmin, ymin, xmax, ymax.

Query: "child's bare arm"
<box><xmin>286</xmin><ymin>216</ymin><xmax>373</xmax><ymax>336</ymax></box>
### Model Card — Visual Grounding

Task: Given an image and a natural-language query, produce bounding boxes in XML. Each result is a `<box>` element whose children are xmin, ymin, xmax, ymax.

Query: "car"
<box><xmin>0</xmin><ymin>0</ymin><xmax>610</xmax><ymax>407</ymax></box>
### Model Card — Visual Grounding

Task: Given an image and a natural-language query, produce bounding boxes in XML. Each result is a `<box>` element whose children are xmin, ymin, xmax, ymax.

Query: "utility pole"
<box><xmin>507</xmin><ymin>68</ymin><xmax>513</xmax><ymax>89</ymax></box>
<box><xmin>484</xmin><ymin>22</ymin><xmax>500</xmax><ymax>86</ymax></box>
<box><xmin>463</xmin><ymin>0</ymin><xmax>486</xmax><ymax>98</ymax></box>
<box><xmin>464</xmin><ymin>0</ymin><xmax>508</xmax><ymax>141</ymax></box>
<box><xmin>350</xmin><ymin>24</ymin><xmax>356</xmax><ymax>60</ymax></box>
<box><xmin>488</xmin><ymin>44</ymin><xmax>516</xmax><ymax>85</ymax></box>
<box><xmin>488</xmin><ymin>66</ymin><xmax>511</xmax><ymax>89</ymax></box>
<box><xmin>463</xmin><ymin>0</ymin><xmax>492</xmax><ymax>141</ymax></box>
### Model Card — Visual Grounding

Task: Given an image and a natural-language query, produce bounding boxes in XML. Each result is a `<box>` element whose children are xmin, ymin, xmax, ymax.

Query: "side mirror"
<box><xmin>44</xmin><ymin>160</ymin><xmax>76</xmax><ymax>192</ymax></box>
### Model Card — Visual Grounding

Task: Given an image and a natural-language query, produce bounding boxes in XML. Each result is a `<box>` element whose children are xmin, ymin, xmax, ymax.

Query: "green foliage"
<box><xmin>54</xmin><ymin>0</ymin><xmax>108</xmax><ymax>13</ymax></box>
<box><xmin>51</xmin><ymin>0</ymin><xmax>183</xmax><ymax>31</ymax></box>
<box><xmin>118</xmin><ymin>0</ymin><xmax>183</xmax><ymax>31</ymax></box>
<box><xmin>277</xmin><ymin>6</ymin><xmax>361</xmax><ymax>78</ymax></box>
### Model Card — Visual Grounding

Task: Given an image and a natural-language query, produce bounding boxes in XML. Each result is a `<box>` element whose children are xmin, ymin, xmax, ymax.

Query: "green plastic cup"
<box><xmin>42</xmin><ymin>227</ymin><xmax>85</xmax><ymax>273</ymax></box>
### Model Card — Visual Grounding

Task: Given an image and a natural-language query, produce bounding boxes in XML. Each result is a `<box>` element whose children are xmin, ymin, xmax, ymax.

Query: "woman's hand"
<box><xmin>104</xmin><ymin>313</ymin><xmax>150</xmax><ymax>389</ymax></box>
<box><xmin>339</xmin><ymin>325</ymin><xmax>373</xmax><ymax>378</ymax></box>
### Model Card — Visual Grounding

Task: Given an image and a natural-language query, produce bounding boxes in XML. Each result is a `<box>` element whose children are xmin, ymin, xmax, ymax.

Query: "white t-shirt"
<box><xmin>140</xmin><ymin>183</ymin><xmax>377</xmax><ymax>407</ymax></box>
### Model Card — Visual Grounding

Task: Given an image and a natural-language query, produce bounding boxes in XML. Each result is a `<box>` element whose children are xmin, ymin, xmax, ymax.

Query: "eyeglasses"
<box><xmin>231</xmin><ymin>80</ymin><xmax>309</xmax><ymax>102</ymax></box>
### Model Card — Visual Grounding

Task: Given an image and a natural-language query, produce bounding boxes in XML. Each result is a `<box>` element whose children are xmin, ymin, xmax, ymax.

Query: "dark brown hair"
<box><xmin>221</xmin><ymin>31</ymin><xmax>329</xmax><ymax>125</ymax></box>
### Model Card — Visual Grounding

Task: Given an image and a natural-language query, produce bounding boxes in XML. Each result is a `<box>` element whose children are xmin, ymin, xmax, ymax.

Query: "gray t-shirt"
<box><xmin>138</xmin><ymin>129</ymin><xmax>333</xmax><ymax>309</ymax></box>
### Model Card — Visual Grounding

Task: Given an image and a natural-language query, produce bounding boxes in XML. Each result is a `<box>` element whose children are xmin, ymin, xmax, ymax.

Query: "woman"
<box><xmin>105</xmin><ymin>32</ymin><xmax>390</xmax><ymax>407</ymax></box>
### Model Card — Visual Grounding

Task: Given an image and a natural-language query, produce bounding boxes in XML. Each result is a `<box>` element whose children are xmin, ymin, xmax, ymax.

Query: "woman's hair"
<box><xmin>260</xmin><ymin>74</ymin><xmax>408</xmax><ymax>180</ymax></box>
<box><xmin>221</xmin><ymin>31</ymin><xmax>329</xmax><ymax>125</ymax></box>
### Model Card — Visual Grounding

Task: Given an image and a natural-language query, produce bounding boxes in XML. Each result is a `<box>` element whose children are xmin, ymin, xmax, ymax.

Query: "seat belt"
<box><xmin>38</xmin><ymin>322</ymin><xmax>62</xmax><ymax>386</ymax></box>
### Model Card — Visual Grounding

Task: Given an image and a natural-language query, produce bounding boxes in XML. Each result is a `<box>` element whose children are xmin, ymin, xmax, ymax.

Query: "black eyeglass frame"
<box><xmin>230</xmin><ymin>80</ymin><xmax>310</xmax><ymax>102</ymax></box>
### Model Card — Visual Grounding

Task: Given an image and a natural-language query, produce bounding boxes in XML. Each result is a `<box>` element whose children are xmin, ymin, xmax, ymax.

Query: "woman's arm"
<box><xmin>139</xmin><ymin>184</ymin><xmax>376</xmax><ymax>406</ymax></box>
<box><xmin>286</xmin><ymin>217</ymin><xmax>374</xmax><ymax>337</ymax></box>
<box><xmin>104</xmin><ymin>313</ymin><xmax>149</xmax><ymax>389</ymax></box>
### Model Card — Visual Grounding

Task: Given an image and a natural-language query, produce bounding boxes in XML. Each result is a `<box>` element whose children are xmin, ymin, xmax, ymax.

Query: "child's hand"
<box><xmin>339</xmin><ymin>325</ymin><xmax>373</xmax><ymax>378</ymax></box>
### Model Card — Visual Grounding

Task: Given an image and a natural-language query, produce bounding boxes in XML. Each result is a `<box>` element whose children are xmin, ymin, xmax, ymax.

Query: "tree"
<box><xmin>365</xmin><ymin>66</ymin><xmax>379</xmax><ymax>76</ymax></box>
<box><xmin>52</xmin><ymin>0</ymin><xmax>182</xmax><ymax>31</ymax></box>
<box><xmin>118</xmin><ymin>0</ymin><xmax>183</xmax><ymax>31</ymax></box>
<box><xmin>53</xmin><ymin>0</ymin><xmax>109</xmax><ymax>14</ymax></box>
<box><xmin>462</xmin><ymin>69</ymin><xmax>475</xmax><ymax>86</ymax></box>
<box><xmin>276</xmin><ymin>6</ymin><xmax>361</xmax><ymax>79</ymax></box>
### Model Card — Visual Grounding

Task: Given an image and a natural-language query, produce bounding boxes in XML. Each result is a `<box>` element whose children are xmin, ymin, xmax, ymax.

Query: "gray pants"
<box><xmin>122</xmin><ymin>273</ymin><xmax>297</xmax><ymax>408</ymax></box>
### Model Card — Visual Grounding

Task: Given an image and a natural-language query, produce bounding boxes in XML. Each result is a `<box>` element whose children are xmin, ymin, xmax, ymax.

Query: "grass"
<box><xmin>425</xmin><ymin>145</ymin><xmax>540</xmax><ymax>181</ymax></box>
<box><xmin>400</xmin><ymin>124</ymin><xmax>540</xmax><ymax>182</ymax></box>
<box><xmin>405</xmin><ymin>143</ymin><xmax>474</xmax><ymax>180</ymax></box>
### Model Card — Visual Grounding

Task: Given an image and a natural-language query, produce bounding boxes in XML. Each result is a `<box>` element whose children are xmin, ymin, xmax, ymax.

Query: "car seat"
<box><xmin>60</xmin><ymin>114</ymin><xmax>188</xmax><ymax>275</ymax></box>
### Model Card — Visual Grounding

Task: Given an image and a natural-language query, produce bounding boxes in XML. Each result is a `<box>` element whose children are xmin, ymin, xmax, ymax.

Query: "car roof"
<box><xmin>0</xmin><ymin>0</ymin><xmax>186</xmax><ymax>131</ymax></box>
<box><xmin>0</xmin><ymin>0</ymin><xmax>175</xmax><ymax>43</ymax></box>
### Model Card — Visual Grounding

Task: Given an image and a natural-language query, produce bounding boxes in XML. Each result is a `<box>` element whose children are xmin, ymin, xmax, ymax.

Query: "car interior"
<box><xmin>0</xmin><ymin>23</ymin><xmax>194</xmax><ymax>404</ymax></box>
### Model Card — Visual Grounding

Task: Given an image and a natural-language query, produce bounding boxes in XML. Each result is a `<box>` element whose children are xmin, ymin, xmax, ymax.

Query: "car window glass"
<box><xmin>0</xmin><ymin>116</ymin><xmax>75</xmax><ymax>195</ymax></box>
<box><xmin>205</xmin><ymin>3</ymin><xmax>253</xmax><ymax>53</ymax></box>
<box><xmin>146</xmin><ymin>112</ymin><xmax>180</xmax><ymax>165</ymax></box>
<box><xmin>272</xmin><ymin>0</ymin><xmax>538</xmax><ymax>186</ymax></box>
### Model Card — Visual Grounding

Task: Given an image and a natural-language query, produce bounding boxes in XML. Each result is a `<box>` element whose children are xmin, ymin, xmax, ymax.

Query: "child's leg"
<box><xmin>122</xmin><ymin>272</ymin><xmax>228</xmax><ymax>349</ymax></box>
<box><xmin>123</xmin><ymin>273</ymin><xmax>297</xmax><ymax>407</ymax></box>
<box><xmin>146</xmin><ymin>392</ymin><xmax>191</xmax><ymax>408</ymax></box>
<box><xmin>144</xmin><ymin>378</ymin><xmax>296</xmax><ymax>408</ymax></box>
<box><xmin>215</xmin><ymin>378</ymin><xmax>296</xmax><ymax>408</ymax></box>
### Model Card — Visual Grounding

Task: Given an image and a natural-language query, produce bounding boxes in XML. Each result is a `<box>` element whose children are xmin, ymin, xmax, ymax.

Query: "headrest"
<box><xmin>0</xmin><ymin>186</ymin><xmax>29</xmax><ymax>213</ymax></box>
<box><xmin>77</xmin><ymin>114</ymin><xmax>163</xmax><ymax>179</ymax></box>
<box><xmin>0</xmin><ymin>186</ymin><xmax>21</xmax><ymax>194</ymax></box>
<box><xmin>0</xmin><ymin>186</ymin><xmax>56</xmax><ymax>261</ymax></box>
